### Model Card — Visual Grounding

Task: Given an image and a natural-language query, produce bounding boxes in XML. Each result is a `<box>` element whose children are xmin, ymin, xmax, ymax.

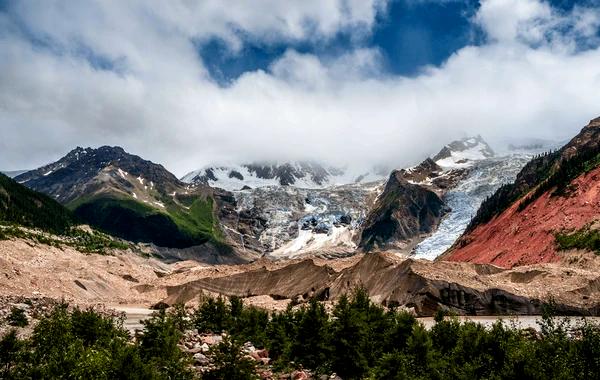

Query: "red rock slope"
<box><xmin>444</xmin><ymin>117</ymin><xmax>600</xmax><ymax>268</ymax></box>
<box><xmin>445</xmin><ymin>165</ymin><xmax>600</xmax><ymax>267</ymax></box>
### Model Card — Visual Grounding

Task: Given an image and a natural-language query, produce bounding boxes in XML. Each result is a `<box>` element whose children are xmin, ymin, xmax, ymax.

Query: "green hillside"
<box><xmin>70</xmin><ymin>193</ymin><xmax>226</xmax><ymax>250</ymax></box>
<box><xmin>0</xmin><ymin>173</ymin><xmax>76</xmax><ymax>234</ymax></box>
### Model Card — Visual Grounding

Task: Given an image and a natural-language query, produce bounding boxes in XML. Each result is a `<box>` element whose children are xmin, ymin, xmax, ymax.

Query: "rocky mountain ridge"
<box><xmin>181</xmin><ymin>161</ymin><xmax>390</xmax><ymax>191</ymax></box>
<box><xmin>14</xmin><ymin>146</ymin><xmax>228</xmax><ymax>252</ymax></box>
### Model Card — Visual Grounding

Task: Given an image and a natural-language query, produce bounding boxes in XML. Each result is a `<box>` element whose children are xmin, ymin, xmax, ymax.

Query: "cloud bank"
<box><xmin>1</xmin><ymin>0</ymin><xmax>600</xmax><ymax>175</ymax></box>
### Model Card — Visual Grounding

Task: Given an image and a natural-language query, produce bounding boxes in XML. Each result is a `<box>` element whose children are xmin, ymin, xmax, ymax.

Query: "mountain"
<box><xmin>432</xmin><ymin>135</ymin><xmax>495</xmax><ymax>168</ymax></box>
<box><xmin>212</xmin><ymin>136</ymin><xmax>499</xmax><ymax>258</ymax></box>
<box><xmin>358</xmin><ymin>169</ymin><xmax>450</xmax><ymax>251</ymax></box>
<box><xmin>15</xmin><ymin>146</ymin><xmax>225</xmax><ymax>250</ymax></box>
<box><xmin>1</xmin><ymin>170</ymin><xmax>28</xmax><ymax>178</ymax></box>
<box><xmin>181</xmin><ymin>161</ymin><xmax>389</xmax><ymax>190</ymax></box>
<box><xmin>216</xmin><ymin>182</ymin><xmax>382</xmax><ymax>259</ymax></box>
<box><xmin>0</xmin><ymin>173</ymin><xmax>76</xmax><ymax>234</ymax></box>
<box><xmin>444</xmin><ymin>117</ymin><xmax>600</xmax><ymax>267</ymax></box>
<box><xmin>356</xmin><ymin>136</ymin><xmax>498</xmax><ymax>252</ymax></box>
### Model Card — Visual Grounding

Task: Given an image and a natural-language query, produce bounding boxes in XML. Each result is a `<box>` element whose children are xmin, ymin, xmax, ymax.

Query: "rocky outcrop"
<box><xmin>432</xmin><ymin>135</ymin><xmax>495</xmax><ymax>164</ymax></box>
<box><xmin>359</xmin><ymin>170</ymin><xmax>450</xmax><ymax>251</ymax></box>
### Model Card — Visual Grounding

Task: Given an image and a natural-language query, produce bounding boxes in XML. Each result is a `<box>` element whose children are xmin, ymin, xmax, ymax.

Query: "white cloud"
<box><xmin>1</xmin><ymin>0</ymin><xmax>600</xmax><ymax>176</ymax></box>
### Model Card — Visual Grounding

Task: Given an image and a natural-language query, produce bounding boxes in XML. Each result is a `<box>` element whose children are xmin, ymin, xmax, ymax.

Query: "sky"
<box><xmin>1</xmin><ymin>0</ymin><xmax>600</xmax><ymax>176</ymax></box>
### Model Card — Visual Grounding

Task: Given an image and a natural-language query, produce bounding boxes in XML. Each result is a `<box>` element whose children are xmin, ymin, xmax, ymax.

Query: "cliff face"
<box><xmin>358</xmin><ymin>170</ymin><xmax>450</xmax><ymax>251</ymax></box>
<box><xmin>444</xmin><ymin>118</ymin><xmax>600</xmax><ymax>268</ymax></box>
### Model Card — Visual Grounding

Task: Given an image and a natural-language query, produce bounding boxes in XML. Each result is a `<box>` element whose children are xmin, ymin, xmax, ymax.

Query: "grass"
<box><xmin>0</xmin><ymin>223</ymin><xmax>129</xmax><ymax>254</ymax></box>
<box><xmin>70</xmin><ymin>192</ymin><xmax>229</xmax><ymax>250</ymax></box>
<box><xmin>555</xmin><ymin>225</ymin><xmax>600</xmax><ymax>254</ymax></box>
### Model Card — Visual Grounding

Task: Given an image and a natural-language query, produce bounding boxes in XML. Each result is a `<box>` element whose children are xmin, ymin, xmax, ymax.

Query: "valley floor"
<box><xmin>1</xmin><ymin>238</ymin><xmax>599</xmax><ymax>317</ymax></box>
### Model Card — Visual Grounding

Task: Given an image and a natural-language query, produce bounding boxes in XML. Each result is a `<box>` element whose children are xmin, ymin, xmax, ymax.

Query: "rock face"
<box><xmin>433</xmin><ymin>135</ymin><xmax>495</xmax><ymax>167</ymax></box>
<box><xmin>215</xmin><ymin>183</ymin><xmax>382</xmax><ymax>258</ymax></box>
<box><xmin>359</xmin><ymin>170</ymin><xmax>450</xmax><ymax>251</ymax></box>
<box><xmin>444</xmin><ymin>117</ymin><xmax>600</xmax><ymax>267</ymax></box>
<box><xmin>162</xmin><ymin>260</ymin><xmax>335</xmax><ymax>305</ymax></box>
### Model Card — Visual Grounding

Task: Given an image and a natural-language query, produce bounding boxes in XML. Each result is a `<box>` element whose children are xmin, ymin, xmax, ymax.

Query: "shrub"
<box><xmin>7</xmin><ymin>307</ymin><xmax>28</xmax><ymax>327</ymax></box>
<box><xmin>203</xmin><ymin>335</ymin><xmax>259</xmax><ymax>380</ymax></box>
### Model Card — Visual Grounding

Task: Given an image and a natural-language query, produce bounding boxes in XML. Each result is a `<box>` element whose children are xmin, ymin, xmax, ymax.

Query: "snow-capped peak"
<box><xmin>432</xmin><ymin>136</ymin><xmax>495</xmax><ymax>169</ymax></box>
<box><xmin>181</xmin><ymin>161</ymin><xmax>388</xmax><ymax>191</ymax></box>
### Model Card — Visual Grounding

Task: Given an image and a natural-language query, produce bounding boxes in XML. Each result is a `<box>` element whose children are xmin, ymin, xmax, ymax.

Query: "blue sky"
<box><xmin>2</xmin><ymin>0</ymin><xmax>600</xmax><ymax>174</ymax></box>
<box><xmin>199</xmin><ymin>0</ymin><xmax>598</xmax><ymax>85</ymax></box>
<box><xmin>200</xmin><ymin>0</ymin><xmax>482</xmax><ymax>84</ymax></box>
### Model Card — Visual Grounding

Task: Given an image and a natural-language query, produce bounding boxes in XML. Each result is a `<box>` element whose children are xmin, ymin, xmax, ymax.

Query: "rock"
<box><xmin>314</xmin><ymin>222</ymin><xmax>330</xmax><ymax>234</ymax></box>
<box><xmin>193</xmin><ymin>352</ymin><xmax>209</xmax><ymax>366</ymax></box>
<box><xmin>150</xmin><ymin>301</ymin><xmax>169</xmax><ymax>310</ymax></box>
<box><xmin>359</xmin><ymin>170</ymin><xmax>449</xmax><ymax>251</ymax></box>
<box><xmin>200</xmin><ymin>334</ymin><xmax>222</xmax><ymax>345</ymax></box>
<box><xmin>255</xmin><ymin>348</ymin><xmax>269</xmax><ymax>358</ymax></box>
<box><xmin>291</xmin><ymin>370</ymin><xmax>310</xmax><ymax>380</ymax></box>
<box><xmin>243</xmin><ymin>342</ymin><xmax>257</xmax><ymax>353</ymax></box>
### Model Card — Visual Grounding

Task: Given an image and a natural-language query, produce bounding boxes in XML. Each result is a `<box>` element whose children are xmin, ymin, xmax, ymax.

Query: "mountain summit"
<box><xmin>432</xmin><ymin>135</ymin><xmax>495</xmax><ymax>168</ymax></box>
<box><xmin>15</xmin><ymin>146</ymin><xmax>225</xmax><ymax>250</ymax></box>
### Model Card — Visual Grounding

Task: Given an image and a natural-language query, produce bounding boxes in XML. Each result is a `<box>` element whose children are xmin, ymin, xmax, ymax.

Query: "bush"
<box><xmin>203</xmin><ymin>335</ymin><xmax>259</xmax><ymax>380</ymax></box>
<box><xmin>0</xmin><ymin>304</ymin><xmax>194</xmax><ymax>379</ymax></box>
<box><xmin>555</xmin><ymin>226</ymin><xmax>600</xmax><ymax>254</ymax></box>
<box><xmin>2</xmin><ymin>293</ymin><xmax>600</xmax><ymax>379</ymax></box>
<box><xmin>6</xmin><ymin>307</ymin><xmax>28</xmax><ymax>327</ymax></box>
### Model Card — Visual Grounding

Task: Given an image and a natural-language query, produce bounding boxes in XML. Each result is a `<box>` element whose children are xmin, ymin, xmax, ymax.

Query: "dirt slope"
<box><xmin>2</xmin><ymin>238</ymin><xmax>599</xmax><ymax>317</ymax></box>
<box><xmin>444</xmin><ymin>165</ymin><xmax>600</xmax><ymax>267</ymax></box>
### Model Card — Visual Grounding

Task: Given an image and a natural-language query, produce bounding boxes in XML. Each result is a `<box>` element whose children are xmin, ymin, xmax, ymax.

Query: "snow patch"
<box><xmin>117</xmin><ymin>168</ymin><xmax>128</xmax><ymax>179</ymax></box>
<box><xmin>436</xmin><ymin>141</ymin><xmax>493</xmax><ymax>169</ymax></box>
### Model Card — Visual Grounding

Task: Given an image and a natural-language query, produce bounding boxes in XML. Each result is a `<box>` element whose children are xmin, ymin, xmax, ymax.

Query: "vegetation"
<box><xmin>467</xmin><ymin>151</ymin><xmax>558</xmax><ymax>231</ymax></box>
<box><xmin>555</xmin><ymin>225</ymin><xmax>600</xmax><ymax>254</ymax></box>
<box><xmin>0</xmin><ymin>224</ymin><xmax>128</xmax><ymax>254</ymax></box>
<box><xmin>203</xmin><ymin>336</ymin><xmax>259</xmax><ymax>380</ymax></box>
<box><xmin>2</xmin><ymin>292</ymin><xmax>600</xmax><ymax>379</ymax></box>
<box><xmin>6</xmin><ymin>307</ymin><xmax>28</xmax><ymax>327</ymax></box>
<box><xmin>0</xmin><ymin>174</ymin><xmax>129</xmax><ymax>253</ymax></box>
<box><xmin>191</xmin><ymin>290</ymin><xmax>600</xmax><ymax>379</ymax></box>
<box><xmin>469</xmin><ymin>145</ymin><xmax>600</xmax><ymax>231</ymax></box>
<box><xmin>0</xmin><ymin>173</ymin><xmax>76</xmax><ymax>235</ymax></box>
<box><xmin>0</xmin><ymin>304</ymin><xmax>194</xmax><ymax>379</ymax></box>
<box><xmin>518</xmin><ymin>151</ymin><xmax>600</xmax><ymax>211</ymax></box>
<box><xmin>71</xmin><ymin>194</ymin><xmax>227</xmax><ymax>250</ymax></box>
